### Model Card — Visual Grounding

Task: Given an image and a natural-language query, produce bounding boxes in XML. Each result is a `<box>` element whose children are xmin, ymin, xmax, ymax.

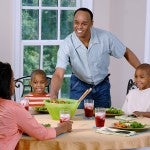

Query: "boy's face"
<box><xmin>134</xmin><ymin>69</ymin><xmax>150</xmax><ymax>90</ymax></box>
<box><xmin>30</xmin><ymin>74</ymin><xmax>48</xmax><ymax>94</ymax></box>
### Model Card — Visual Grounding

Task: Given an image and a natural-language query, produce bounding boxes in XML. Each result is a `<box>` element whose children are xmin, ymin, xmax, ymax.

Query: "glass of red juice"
<box><xmin>60</xmin><ymin>110</ymin><xmax>70</xmax><ymax>123</ymax></box>
<box><xmin>84</xmin><ymin>99</ymin><xmax>94</xmax><ymax>118</ymax></box>
<box><xmin>95</xmin><ymin>107</ymin><xmax>106</xmax><ymax>127</ymax></box>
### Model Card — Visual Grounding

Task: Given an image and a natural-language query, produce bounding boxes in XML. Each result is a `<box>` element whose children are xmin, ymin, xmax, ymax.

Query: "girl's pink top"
<box><xmin>0</xmin><ymin>98</ymin><xmax>56</xmax><ymax>150</ymax></box>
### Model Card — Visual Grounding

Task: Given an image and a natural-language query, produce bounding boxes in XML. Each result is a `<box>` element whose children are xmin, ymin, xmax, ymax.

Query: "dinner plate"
<box><xmin>106</xmin><ymin>113</ymin><xmax>124</xmax><ymax>117</ymax></box>
<box><xmin>115</xmin><ymin>115</ymin><xmax>136</xmax><ymax>121</ymax></box>
<box><xmin>35</xmin><ymin>110</ymin><xmax>49</xmax><ymax>114</ymax></box>
<box><xmin>112</xmin><ymin>125</ymin><xmax>150</xmax><ymax>132</ymax></box>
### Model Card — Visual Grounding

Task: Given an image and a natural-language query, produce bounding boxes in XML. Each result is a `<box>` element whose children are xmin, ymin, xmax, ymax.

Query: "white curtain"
<box><xmin>144</xmin><ymin>0</ymin><xmax>150</xmax><ymax>63</ymax></box>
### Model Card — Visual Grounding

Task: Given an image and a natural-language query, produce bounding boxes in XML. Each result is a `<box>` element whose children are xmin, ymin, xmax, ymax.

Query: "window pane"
<box><xmin>65</xmin><ymin>65</ymin><xmax>72</xmax><ymax>74</ymax></box>
<box><xmin>42</xmin><ymin>0</ymin><xmax>58</xmax><ymax>7</ymax></box>
<box><xmin>61</xmin><ymin>77</ymin><xmax>70</xmax><ymax>98</ymax></box>
<box><xmin>23</xmin><ymin>46</ymin><xmax>40</xmax><ymax>76</ymax></box>
<box><xmin>60</xmin><ymin>10</ymin><xmax>74</xmax><ymax>39</ymax></box>
<box><xmin>42</xmin><ymin>10</ymin><xmax>58</xmax><ymax>40</ymax></box>
<box><xmin>61</xmin><ymin>0</ymin><xmax>76</xmax><ymax>7</ymax></box>
<box><xmin>22</xmin><ymin>0</ymin><xmax>39</xmax><ymax>6</ymax></box>
<box><xmin>22</xmin><ymin>10</ymin><xmax>39</xmax><ymax>40</ymax></box>
<box><xmin>43</xmin><ymin>45</ymin><xmax>59</xmax><ymax>75</ymax></box>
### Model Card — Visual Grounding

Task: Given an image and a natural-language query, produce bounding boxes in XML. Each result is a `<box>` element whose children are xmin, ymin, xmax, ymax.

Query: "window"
<box><xmin>13</xmin><ymin>0</ymin><xmax>93</xmax><ymax>99</ymax></box>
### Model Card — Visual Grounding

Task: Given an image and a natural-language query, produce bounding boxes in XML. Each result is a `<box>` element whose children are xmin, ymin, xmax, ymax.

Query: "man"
<box><xmin>50</xmin><ymin>7</ymin><xmax>141</xmax><ymax>108</ymax></box>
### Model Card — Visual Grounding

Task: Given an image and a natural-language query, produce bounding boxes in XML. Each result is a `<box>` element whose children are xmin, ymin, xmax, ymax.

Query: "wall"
<box><xmin>0</xmin><ymin>0</ymin><xmax>146</xmax><ymax>108</ymax></box>
<box><xmin>0</xmin><ymin>0</ymin><xmax>13</xmax><ymax>64</ymax></box>
<box><xmin>93</xmin><ymin>0</ymin><xmax>146</xmax><ymax>107</ymax></box>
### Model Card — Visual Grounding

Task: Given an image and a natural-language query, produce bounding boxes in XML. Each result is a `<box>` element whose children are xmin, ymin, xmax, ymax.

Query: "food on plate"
<box><xmin>114</xmin><ymin>121</ymin><xmax>146</xmax><ymax>129</ymax></box>
<box><xmin>34</xmin><ymin>105</ymin><xmax>48</xmax><ymax>112</ymax></box>
<box><xmin>106</xmin><ymin>107</ymin><xmax>124</xmax><ymax>115</ymax></box>
<box><xmin>42</xmin><ymin>123</ymin><xmax>51</xmax><ymax>127</ymax></box>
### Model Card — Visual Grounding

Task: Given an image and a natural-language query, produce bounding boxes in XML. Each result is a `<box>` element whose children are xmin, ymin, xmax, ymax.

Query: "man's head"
<box><xmin>73</xmin><ymin>8</ymin><xmax>93</xmax><ymax>41</ymax></box>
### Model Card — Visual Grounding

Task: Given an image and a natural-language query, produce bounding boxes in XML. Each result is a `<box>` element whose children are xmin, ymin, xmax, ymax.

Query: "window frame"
<box><xmin>12</xmin><ymin>0</ymin><xmax>93</xmax><ymax>98</ymax></box>
<box><xmin>13</xmin><ymin>0</ymin><xmax>93</xmax><ymax>78</ymax></box>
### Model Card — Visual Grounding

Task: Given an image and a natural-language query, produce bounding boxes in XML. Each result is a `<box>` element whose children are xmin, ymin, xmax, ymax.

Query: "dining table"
<box><xmin>16</xmin><ymin>109</ymin><xmax>150</xmax><ymax>150</ymax></box>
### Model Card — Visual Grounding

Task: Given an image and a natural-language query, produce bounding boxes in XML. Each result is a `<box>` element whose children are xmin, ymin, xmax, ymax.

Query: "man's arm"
<box><xmin>124</xmin><ymin>47</ymin><xmax>141</xmax><ymax>68</ymax></box>
<box><xmin>50</xmin><ymin>68</ymin><xmax>65</xmax><ymax>98</ymax></box>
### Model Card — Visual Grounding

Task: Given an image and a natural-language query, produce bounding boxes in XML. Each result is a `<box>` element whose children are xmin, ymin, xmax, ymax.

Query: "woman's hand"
<box><xmin>58</xmin><ymin>121</ymin><xmax>73</xmax><ymax>132</ymax></box>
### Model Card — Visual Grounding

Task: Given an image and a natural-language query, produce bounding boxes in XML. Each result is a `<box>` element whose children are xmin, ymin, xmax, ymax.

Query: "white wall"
<box><xmin>0</xmin><ymin>0</ymin><xmax>13</xmax><ymax>64</ymax></box>
<box><xmin>0</xmin><ymin>0</ymin><xmax>146</xmax><ymax>108</ymax></box>
<box><xmin>93</xmin><ymin>0</ymin><xmax>146</xmax><ymax>107</ymax></box>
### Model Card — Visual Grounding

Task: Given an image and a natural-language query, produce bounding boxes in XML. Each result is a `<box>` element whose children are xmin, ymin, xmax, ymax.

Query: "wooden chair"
<box><xmin>14</xmin><ymin>76</ymin><xmax>51</xmax><ymax>101</ymax></box>
<box><xmin>126</xmin><ymin>79</ymin><xmax>137</xmax><ymax>95</ymax></box>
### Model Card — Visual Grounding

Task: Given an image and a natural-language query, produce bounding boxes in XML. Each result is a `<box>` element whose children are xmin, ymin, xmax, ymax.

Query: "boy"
<box><xmin>24</xmin><ymin>69</ymin><xmax>50</xmax><ymax>107</ymax></box>
<box><xmin>122</xmin><ymin>63</ymin><xmax>150</xmax><ymax>118</ymax></box>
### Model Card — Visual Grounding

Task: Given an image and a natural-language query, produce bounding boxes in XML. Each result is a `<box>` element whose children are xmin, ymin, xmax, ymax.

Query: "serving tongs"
<box><xmin>78</xmin><ymin>88</ymin><xmax>92</xmax><ymax>103</ymax></box>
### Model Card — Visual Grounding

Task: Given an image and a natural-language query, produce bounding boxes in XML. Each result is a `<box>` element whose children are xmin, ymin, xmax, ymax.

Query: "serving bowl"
<box><xmin>44</xmin><ymin>99</ymin><xmax>79</xmax><ymax>120</ymax></box>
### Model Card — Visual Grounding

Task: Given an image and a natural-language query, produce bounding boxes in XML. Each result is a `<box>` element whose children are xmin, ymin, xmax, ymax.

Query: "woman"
<box><xmin>0</xmin><ymin>61</ymin><xmax>72</xmax><ymax>150</ymax></box>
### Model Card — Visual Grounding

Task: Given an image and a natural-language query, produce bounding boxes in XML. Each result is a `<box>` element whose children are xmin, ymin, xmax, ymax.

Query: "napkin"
<box><xmin>96</xmin><ymin>127</ymin><xmax>136</xmax><ymax>136</ymax></box>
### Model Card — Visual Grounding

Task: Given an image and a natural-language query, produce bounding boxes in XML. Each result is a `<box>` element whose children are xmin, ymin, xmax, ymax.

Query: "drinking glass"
<box><xmin>84</xmin><ymin>99</ymin><xmax>94</xmax><ymax>118</ymax></box>
<box><xmin>95</xmin><ymin>107</ymin><xmax>106</xmax><ymax>127</ymax></box>
<box><xmin>60</xmin><ymin>110</ymin><xmax>70</xmax><ymax>123</ymax></box>
<box><xmin>19</xmin><ymin>97</ymin><xmax>29</xmax><ymax>111</ymax></box>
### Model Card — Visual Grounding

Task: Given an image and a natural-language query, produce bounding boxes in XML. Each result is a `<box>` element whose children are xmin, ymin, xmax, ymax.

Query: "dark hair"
<box><xmin>31</xmin><ymin>69</ymin><xmax>47</xmax><ymax>81</ymax></box>
<box><xmin>0</xmin><ymin>61</ymin><xmax>12</xmax><ymax>99</ymax></box>
<box><xmin>74</xmin><ymin>7</ymin><xmax>93</xmax><ymax>21</ymax></box>
<box><xmin>136</xmin><ymin>63</ymin><xmax>150</xmax><ymax>75</ymax></box>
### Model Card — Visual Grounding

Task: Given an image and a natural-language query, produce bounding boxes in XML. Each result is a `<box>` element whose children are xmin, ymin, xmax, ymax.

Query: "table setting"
<box><xmin>16</xmin><ymin>89</ymin><xmax>150</xmax><ymax>150</ymax></box>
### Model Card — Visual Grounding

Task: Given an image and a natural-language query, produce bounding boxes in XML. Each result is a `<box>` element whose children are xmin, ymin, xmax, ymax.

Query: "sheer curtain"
<box><xmin>144</xmin><ymin>0</ymin><xmax>150</xmax><ymax>63</ymax></box>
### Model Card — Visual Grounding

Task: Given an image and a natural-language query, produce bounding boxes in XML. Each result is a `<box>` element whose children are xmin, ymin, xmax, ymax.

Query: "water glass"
<box><xmin>19</xmin><ymin>97</ymin><xmax>29</xmax><ymax>111</ymax></box>
<box><xmin>95</xmin><ymin>107</ymin><xmax>106</xmax><ymax>127</ymax></box>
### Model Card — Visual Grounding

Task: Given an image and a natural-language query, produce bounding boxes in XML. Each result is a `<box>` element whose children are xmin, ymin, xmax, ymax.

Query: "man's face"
<box><xmin>73</xmin><ymin>10</ymin><xmax>93</xmax><ymax>40</ymax></box>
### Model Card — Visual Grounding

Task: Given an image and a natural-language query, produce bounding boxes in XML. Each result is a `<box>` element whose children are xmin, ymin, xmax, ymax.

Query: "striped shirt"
<box><xmin>25</xmin><ymin>93</ymin><xmax>50</xmax><ymax>107</ymax></box>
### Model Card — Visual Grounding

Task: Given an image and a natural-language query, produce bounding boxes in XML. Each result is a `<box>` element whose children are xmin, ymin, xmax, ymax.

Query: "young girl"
<box><xmin>122</xmin><ymin>63</ymin><xmax>150</xmax><ymax>118</ymax></box>
<box><xmin>0</xmin><ymin>62</ymin><xmax>72</xmax><ymax>150</ymax></box>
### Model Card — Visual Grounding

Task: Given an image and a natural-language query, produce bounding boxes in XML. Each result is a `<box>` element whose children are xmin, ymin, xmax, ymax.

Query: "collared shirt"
<box><xmin>56</xmin><ymin>27</ymin><xmax>126</xmax><ymax>85</ymax></box>
<box><xmin>0</xmin><ymin>99</ymin><xmax>56</xmax><ymax>150</ymax></box>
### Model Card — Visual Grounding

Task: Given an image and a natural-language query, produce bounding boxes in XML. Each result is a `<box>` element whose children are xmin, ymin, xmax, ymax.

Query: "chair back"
<box><xmin>14</xmin><ymin>76</ymin><xmax>51</xmax><ymax>101</ymax></box>
<box><xmin>126</xmin><ymin>79</ymin><xmax>137</xmax><ymax>95</ymax></box>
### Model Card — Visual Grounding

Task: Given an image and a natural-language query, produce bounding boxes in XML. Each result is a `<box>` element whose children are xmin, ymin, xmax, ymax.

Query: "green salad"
<box><xmin>115</xmin><ymin>121</ymin><xmax>146</xmax><ymax>128</ymax></box>
<box><xmin>35</xmin><ymin>105</ymin><xmax>48</xmax><ymax>112</ymax></box>
<box><xmin>106</xmin><ymin>107</ymin><xmax>124</xmax><ymax>115</ymax></box>
<box><xmin>129</xmin><ymin>121</ymin><xmax>145</xmax><ymax>128</ymax></box>
<box><xmin>42</xmin><ymin>123</ymin><xmax>51</xmax><ymax>127</ymax></box>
